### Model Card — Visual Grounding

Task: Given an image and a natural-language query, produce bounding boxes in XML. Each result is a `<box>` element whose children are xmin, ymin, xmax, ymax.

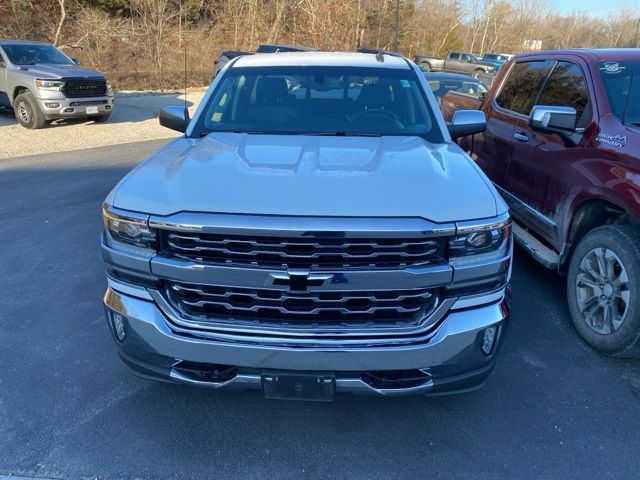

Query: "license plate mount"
<box><xmin>262</xmin><ymin>371</ymin><xmax>335</xmax><ymax>401</ymax></box>
<box><xmin>86</xmin><ymin>106</ymin><xmax>99</xmax><ymax>115</ymax></box>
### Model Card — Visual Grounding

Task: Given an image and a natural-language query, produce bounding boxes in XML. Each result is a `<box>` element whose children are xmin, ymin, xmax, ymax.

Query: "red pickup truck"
<box><xmin>442</xmin><ymin>48</ymin><xmax>640</xmax><ymax>357</ymax></box>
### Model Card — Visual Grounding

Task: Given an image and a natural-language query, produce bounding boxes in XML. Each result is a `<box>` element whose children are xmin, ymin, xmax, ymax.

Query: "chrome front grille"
<box><xmin>165</xmin><ymin>281</ymin><xmax>438</xmax><ymax>328</ymax></box>
<box><xmin>160</xmin><ymin>231</ymin><xmax>442</xmax><ymax>270</ymax></box>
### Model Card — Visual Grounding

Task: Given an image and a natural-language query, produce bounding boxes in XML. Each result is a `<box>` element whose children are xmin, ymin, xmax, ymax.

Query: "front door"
<box><xmin>0</xmin><ymin>48</ymin><xmax>9</xmax><ymax>108</ymax></box>
<box><xmin>506</xmin><ymin>60</ymin><xmax>593</xmax><ymax>248</ymax></box>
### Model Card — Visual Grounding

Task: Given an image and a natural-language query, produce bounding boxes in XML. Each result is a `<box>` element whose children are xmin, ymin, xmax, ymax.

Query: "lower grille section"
<box><xmin>165</xmin><ymin>281</ymin><xmax>437</xmax><ymax>328</ymax></box>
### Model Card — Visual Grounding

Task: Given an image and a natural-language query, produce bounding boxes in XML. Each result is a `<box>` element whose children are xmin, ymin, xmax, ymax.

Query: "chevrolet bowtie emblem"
<box><xmin>268</xmin><ymin>270</ymin><xmax>333</xmax><ymax>292</ymax></box>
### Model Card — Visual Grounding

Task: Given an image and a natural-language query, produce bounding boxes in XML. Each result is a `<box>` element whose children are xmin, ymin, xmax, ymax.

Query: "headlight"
<box><xmin>105</xmin><ymin>79</ymin><xmax>113</xmax><ymax>95</ymax></box>
<box><xmin>449</xmin><ymin>215</ymin><xmax>511</xmax><ymax>264</ymax></box>
<box><xmin>102</xmin><ymin>204</ymin><xmax>156</xmax><ymax>257</ymax></box>
<box><xmin>35</xmin><ymin>79</ymin><xmax>64</xmax><ymax>91</ymax></box>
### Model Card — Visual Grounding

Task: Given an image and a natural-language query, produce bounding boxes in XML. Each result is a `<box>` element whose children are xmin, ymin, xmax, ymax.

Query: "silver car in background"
<box><xmin>0</xmin><ymin>40</ymin><xmax>114</xmax><ymax>129</ymax></box>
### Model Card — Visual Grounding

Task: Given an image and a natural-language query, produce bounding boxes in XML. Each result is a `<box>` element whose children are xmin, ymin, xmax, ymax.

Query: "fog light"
<box><xmin>112</xmin><ymin>312</ymin><xmax>126</xmax><ymax>342</ymax></box>
<box><xmin>481</xmin><ymin>326</ymin><xmax>497</xmax><ymax>356</ymax></box>
<box><xmin>45</xmin><ymin>102</ymin><xmax>60</xmax><ymax>108</ymax></box>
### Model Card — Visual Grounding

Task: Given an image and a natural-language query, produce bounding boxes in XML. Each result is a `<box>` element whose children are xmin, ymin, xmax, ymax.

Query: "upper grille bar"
<box><xmin>162</xmin><ymin>231</ymin><xmax>441</xmax><ymax>269</ymax></box>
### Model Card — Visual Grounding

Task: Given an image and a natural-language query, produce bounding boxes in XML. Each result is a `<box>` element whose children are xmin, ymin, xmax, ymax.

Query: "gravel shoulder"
<box><xmin>0</xmin><ymin>89</ymin><xmax>206</xmax><ymax>159</ymax></box>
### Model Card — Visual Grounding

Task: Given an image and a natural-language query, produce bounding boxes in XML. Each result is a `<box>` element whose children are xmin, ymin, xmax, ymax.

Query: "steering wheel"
<box><xmin>349</xmin><ymin>108</ymin><xmax>404</xmax><ymax>128</ymax></box>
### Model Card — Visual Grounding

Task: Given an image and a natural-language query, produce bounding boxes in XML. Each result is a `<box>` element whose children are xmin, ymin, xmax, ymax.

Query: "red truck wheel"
<box><xmin>567</xmin><ymin>225</ymin><xmax>640</xmax><ymax>358</ymax></box>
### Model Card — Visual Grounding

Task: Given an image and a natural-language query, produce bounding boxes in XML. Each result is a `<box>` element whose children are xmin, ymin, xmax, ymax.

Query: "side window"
<box><xmin>537</xmin><ymin>61</ymin><xmax>591</xmax><ymax>128</ymax></box>
<box><xmin>449</xmin><ymin>52</ymin><xmax>460</xmax><ymax>60</ymax></box>
<box><xmin>496</xmin><ymin>60</ymin><xmax>553</xmax><ymax>115</ymax></box>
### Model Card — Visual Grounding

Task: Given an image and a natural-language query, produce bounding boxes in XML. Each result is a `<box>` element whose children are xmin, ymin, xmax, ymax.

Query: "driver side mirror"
<box><xmin>159</xmin><ymin>105</ymin><xmax>190</xmax><ymax>133</ymax></box>
<box><xmin>447</xmin><ymin>110</ymin><xmax>486</xmax><ymax>139</ymax></box>
<box><xmin>529</xmin><ymin>105</ymin><xmax>576</xmax><ymax>136</ymax></box>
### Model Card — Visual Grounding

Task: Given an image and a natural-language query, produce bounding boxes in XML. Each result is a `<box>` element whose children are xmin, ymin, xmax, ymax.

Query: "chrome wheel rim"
<box><xmin>576</xmin><ymin>247</ymin><xmax>630</xmax><ymax>335</ymax></box>
<box><xmin>17</xmin><ymin>101</ymin><xmax>32</xmax><ymax>124</ymax></box>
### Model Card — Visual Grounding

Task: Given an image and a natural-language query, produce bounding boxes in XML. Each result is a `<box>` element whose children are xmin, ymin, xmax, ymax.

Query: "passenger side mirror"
<box><xmin>529</xmin><ymin>105</ymin><xmax>576</xmax><ymax>136</ymax></box>
<box><xmin>159</xmin><ymin>105</ymin><xmax>190</xmax><ymax>133</ymax></box>
<box><xmin>447</xmin><ymin>110</ymin><xmax>486</xmax><ymax>139</ymax></box>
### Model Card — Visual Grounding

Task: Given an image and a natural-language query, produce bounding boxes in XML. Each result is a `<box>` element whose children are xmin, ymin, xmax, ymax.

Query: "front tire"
<box><xmin>567</xmin><ymin>225</ymin><xmax>640</xmax><ymax>357</ymax></box>
<box><xmin>14</xmin><ymin>92</ymin><xmax>46</xmax><ymax>129</ymax></box>
<box><xmin>421</xmin><ymin>63</ymin><xmax>431</xmax><ymax>72</ymax></box>
<box><xmin>473</xmin><ymin>68</ymin><xmax>484</xmax><ymax>78</ymax></box>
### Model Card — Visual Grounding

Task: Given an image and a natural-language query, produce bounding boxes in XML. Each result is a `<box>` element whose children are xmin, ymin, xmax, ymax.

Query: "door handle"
<box><xmin>514</xmin><ymin>132</ymin><xmax>529</xmax><ymax>142</ymax></box>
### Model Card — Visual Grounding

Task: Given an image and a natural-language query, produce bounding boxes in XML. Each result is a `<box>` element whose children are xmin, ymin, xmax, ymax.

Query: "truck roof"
<box><xmin>517</xmin><ymin>48</ymin><xmax>640</xmax><ymax>62</ymax></box>
<box><xmin>0</xmin><ymin>39</ymin><xmax>50</xmax><ymax>46</ymax></box>
<box><xmin>233</xmin><ymin>51</ymin><xmax>411</xmax><ymax>69</ymax></box>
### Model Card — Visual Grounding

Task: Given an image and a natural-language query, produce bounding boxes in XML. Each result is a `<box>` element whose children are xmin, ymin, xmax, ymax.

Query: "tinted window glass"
<box><xmin>196</xmin><ymin>66</ymin><xmax>442</xmax><ymax>142</ymax></box>
<box><xmin>599</xmin><ymin>60</ymin><xmax>640</xmax><ymax>126</ymax></box>
<box><xmin>538</xmin><ymin>61</ymin><xmax>591</xmax><ymax>128</ymax></box>
<box><xmin>496</xmin><ymin>61</ymin><xmax>552</xmax><ymax>115</ymax></box>
<box><xmin>449</xmin><ymin>53</ymin><xmax>460</xmax><ymax>60</ymax></box>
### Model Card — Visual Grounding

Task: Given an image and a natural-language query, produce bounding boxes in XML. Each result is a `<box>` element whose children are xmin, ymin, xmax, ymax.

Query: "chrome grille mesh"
<box><xmin>166</xmin><ymin>281</ymin><xmax>437</xmax><ymax>327</ymax></box>
<box><xmin>161</xmin><ymin>232</ymin><xmax>442</xmax><ymax>269</ymax></box>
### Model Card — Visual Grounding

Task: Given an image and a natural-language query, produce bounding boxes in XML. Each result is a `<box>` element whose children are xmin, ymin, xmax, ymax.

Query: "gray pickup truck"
<box><xmin>0</xmin><ymin>39</ymin><xmax>114</xmax><ymax>129</ymax></box>
<box><xmin>101</xmin><ymin>52</ymin><xmax>512</xmax><ymax>400</ymax></box>
<box><xmin>414</xmin><ymin>51</ymin><xmax>496</xmax><ymax>76</ymax></box>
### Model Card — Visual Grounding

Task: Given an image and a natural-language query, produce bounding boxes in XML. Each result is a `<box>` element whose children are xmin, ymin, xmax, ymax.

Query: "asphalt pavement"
<box><xmin>1</xmin><ymin>140</ymin><xmax>639</xmax><ymax>480</ymax></box>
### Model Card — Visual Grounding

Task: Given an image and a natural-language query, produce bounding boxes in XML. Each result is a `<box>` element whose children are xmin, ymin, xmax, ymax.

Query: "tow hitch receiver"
<box><xmin>262</xmin><ymin>371</ymin><xmax>336</xmax><ymax>401</ymax></box>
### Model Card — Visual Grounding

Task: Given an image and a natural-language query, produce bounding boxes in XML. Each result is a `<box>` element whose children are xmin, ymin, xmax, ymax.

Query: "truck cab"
<box><xmin>443</xmin><ymin>48</ymin><xmax>640</xmax><ymax>357</ymax></box>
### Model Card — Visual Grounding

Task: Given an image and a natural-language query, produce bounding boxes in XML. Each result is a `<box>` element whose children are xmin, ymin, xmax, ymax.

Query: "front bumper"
<box><xmin>103</xmin><ymin>282</ymin><xmax>510</xmax><ymax>397</ymax></box>
<box><xmin>36</xmin><ymin>94</ymin><xmax>114</xmax><ymax>120</ymax></box>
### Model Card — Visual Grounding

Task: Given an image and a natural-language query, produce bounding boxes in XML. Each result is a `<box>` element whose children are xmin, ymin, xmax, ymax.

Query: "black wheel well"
<box><xmin>568</xmin><ymin>199</ymin><xmax>637</xmax><ymax>247</ymax></box>
<box><xmin>12</xmin><ymin>86</ymin><xmax>30</xmax><ymax>101</ymax></box>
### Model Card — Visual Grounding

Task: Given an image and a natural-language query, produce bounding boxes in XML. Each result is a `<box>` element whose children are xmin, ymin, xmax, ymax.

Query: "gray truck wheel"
<box><xmin>567</xmin><ymin>225</ymin><xmax>640</xmax><ymax>358</ymax></box>
<box><xmin>421</xmin><ymin>63</ymin><xmax>431</xmax><ymax>72</ymax></box>
<box><xmin>14</xmin><ymin>92</ymin><xmax>47</xmax><ymax>129</ymax></box>
<box><xmin>473</xmin><ymin>69</ymin><xmax>484</xmax><ymax>78</ymax></box>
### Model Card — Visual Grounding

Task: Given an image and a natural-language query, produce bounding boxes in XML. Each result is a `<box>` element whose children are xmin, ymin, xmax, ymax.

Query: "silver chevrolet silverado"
<box><xmin>102</xmin><ymin>52</ymin><xmax>512</xmax><ymax>400</ymax></box>
<box><xmin>0</xmin><ymin>40</ymin><xmax>114</xmax><ymax>129</ymax></box>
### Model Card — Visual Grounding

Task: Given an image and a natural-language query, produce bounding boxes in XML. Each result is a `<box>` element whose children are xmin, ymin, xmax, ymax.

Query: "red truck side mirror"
<box><xmin>529</xmin><ymin>105</ymin><xmax>577</xmax><ymax>136</ymax></box>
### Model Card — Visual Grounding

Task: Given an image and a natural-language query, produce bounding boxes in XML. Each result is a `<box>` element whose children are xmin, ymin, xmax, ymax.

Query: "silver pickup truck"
<box><xmin>101</xmin><ymin>52</ymin><xmax>512</xmax><ymax>400</ymax></box>
<box><xmin>414</xmin><ymin>51</ymin><xmax>496</xmax><ymax>77</ymax></box>
<box><xmin>0</xmin><ymin>39</ymin><xmax>114</xmax><ymax>129</ymax></box>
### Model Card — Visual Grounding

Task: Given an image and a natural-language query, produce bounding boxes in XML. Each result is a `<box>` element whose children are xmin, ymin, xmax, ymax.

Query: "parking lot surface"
<box><xmin>1</xmin><ymin>140</ymin><xmax>639</xmax><ymax>480</ymax></box>
<box><xmin>0</xmin><ymin>91</ymin><xmax>205</xmax><ymax>159</ymax></box>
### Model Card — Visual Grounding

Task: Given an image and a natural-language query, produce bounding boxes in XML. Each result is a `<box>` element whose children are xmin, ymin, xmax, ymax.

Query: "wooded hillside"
<box><xmin>2</xmin><ymin>0</ymin><xmax>639</xmax><ymax>89</ymax></box>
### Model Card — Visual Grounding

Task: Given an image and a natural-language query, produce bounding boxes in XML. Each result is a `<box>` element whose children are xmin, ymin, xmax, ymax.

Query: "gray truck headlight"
<box><xmin>449</xmin><ymin>216</ymin><xmax>511</xmax><ymax>264</ymax></box>
<box><xmin>35</xmin><ymin>79</ymin><xmax>64</xmax><ymax>91</ymax></box>
<box><xmin>102</xmin><ymin>204</ymin><xmax>156</xmax><ymax>257</ymax></box>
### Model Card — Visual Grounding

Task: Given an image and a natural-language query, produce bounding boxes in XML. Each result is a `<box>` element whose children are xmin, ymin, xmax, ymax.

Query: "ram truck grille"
<box><xmin>166</xmin><ymin>281</ymin><xmax>437</xmax><ymax>328</ymax></box>
<box><xmin>160</xmin><ymin>232</ymin><xmax>442</xmax><ymax>270</ymax></box>
<box><xmin>63</xmin><ymin>79</ymin><xmax>107</xmax><ymax>98</ymax></box>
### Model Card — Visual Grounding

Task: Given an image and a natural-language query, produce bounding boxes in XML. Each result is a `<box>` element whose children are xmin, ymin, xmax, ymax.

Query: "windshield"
<box><xmin>599</xmin><ymin>60</ymin><xmax>640</xmax><ymax>126</ymax></box>
<box><xmin>195</xmin><ymin>66</ymin><xmax>442</xmax><ymax>141</ymax></box>
<box><xmin>1</xmin><ymin>43</ymin><xmax>73</xmax><ymax>66</ymax></box>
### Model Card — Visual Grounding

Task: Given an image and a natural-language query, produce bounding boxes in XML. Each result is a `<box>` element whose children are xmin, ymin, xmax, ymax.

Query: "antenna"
<box><xmin>182</xmin><ymin>1</ymin><xmax>189</xmax><ymax>123</ymax></box>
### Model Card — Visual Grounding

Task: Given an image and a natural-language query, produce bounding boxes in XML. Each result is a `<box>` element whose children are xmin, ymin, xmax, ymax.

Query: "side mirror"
<box><xmin>159</xmin><ymin>105</ymin><xmax>189</xmax><ymax>133</ymax></box>
<box><xmin>71</xmin><ymin>57</ymin><xmax>80</xmax><ymax>64</ymax></box>
<box><xmin>529</xmin><ymin>105</ymin><xmax>576</xmax><ymax>135</ymax></box>
<box><xmin>447</xmin><ymin>110</ymin><xmax>486</xmax><ymax>139</ymax></box>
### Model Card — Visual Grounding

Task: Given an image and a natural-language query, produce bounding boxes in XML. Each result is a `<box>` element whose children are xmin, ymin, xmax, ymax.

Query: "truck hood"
<box><xmin>112</xmin><ymin>133</ymin><xmax>500</xmax><ymax>223</ymax></box>
<box><xmin>16</xmin><ymin>63</ymin><xmax>104</xmax><ymax>79</ymax></box>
